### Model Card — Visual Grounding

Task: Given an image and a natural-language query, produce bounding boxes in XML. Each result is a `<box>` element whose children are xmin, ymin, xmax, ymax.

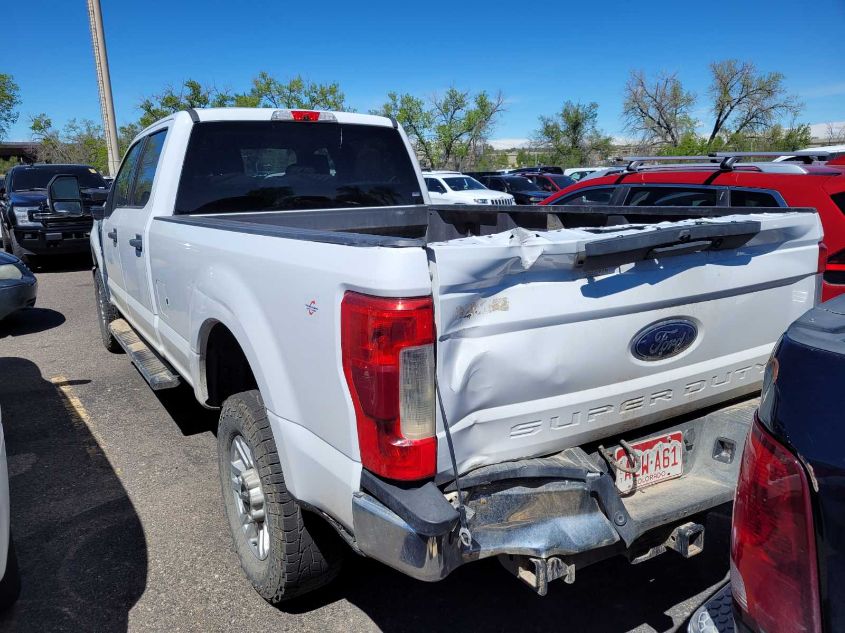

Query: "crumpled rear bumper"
<box><xmin>352</xmin><ymin>397</ymin><xmax>755</xmax><ymax>585</ymax></box>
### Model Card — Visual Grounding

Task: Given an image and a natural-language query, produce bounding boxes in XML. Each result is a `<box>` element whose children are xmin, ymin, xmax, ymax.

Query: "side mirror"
<box><xmin>47</xmin><ymin>174</ymin><xmax>83</xmax><ymax>217</ymax></box>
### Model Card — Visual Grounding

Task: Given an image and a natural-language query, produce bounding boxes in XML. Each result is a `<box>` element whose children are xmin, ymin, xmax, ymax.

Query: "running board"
<box><xmin>109</xmin><ymin>318</ymin><xmax>181</xmax><ymax>390</ymax></box>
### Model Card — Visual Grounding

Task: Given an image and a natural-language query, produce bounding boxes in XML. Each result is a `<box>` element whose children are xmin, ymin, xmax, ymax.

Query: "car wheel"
<box><xmin>8</xmin><ymin>233</ymin><xmax>29</xmax><ymax>265</ymax></box>
<box><xmin>217</xmin><ymin>390</ymin><xmax>343</xmax><ymax>603</ymax></box>
<box><xmin>94</xmin><ymin>270</ymin><xmax>121</xmax><ymax>353</ymax></box>
<box><xmin>0</xmin><ymin>225</ymin><xmax>10</xmax><ymax>254</ymax></box>
<box><xmin>0</xmin><ymin>532</ymin><xmax>22</xmax><ymax>611</ymax></box>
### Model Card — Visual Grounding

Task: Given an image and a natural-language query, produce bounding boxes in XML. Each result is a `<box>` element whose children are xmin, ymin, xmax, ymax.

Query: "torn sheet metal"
<box><xmin>426</xmin><ymin>213</ymin><xmax>822</xmax><ymax>479</ymax></box>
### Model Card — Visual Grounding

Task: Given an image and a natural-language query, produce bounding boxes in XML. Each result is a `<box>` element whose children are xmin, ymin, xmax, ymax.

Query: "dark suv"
<box><xmin>472</xmin><ymin>174</ymin><xmax>552</xmax><ymax>204</ymax></box>
<box><xmin>1</xmin><ymin>164</ymin><xmax>109</xmax><ymax>263</ymax></box>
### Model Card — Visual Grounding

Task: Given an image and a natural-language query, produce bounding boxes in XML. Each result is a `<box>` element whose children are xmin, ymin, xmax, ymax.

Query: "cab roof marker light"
<box><xmin>271</xmin><ymin>110</ymin><xmax>337</xmax><ymax>122</ymax></box>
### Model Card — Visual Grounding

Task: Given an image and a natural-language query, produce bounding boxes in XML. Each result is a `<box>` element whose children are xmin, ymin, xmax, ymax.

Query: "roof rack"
<box><xmin>614</xmin><ymin>150</ymin><xmax>832</xmax><ymax>173</ymax></box>
<box><xmin>613</xmin><ymin>156</ymin><xmax>714</xmax><ymax>172</ymax></box>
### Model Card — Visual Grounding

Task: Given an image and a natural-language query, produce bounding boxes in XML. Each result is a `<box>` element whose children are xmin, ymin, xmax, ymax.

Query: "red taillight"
<box><xmin>291</xmin><ymin>110</ymin><xmax>320</xmax><ymax>121</ymax></box>
<box><xmin>731</xmin><ymin>418</ymin><xmax>821</xmax><ymax>633</ymax></box>
<box><xmin>818</xmin><ymin>241</ymin><xmax>828</xmax><ymax>274</ymax></box>
<box><xmin>341</xmin><ymin>292</ymin><xmax>436</xmax><ymax>480</ymax></box>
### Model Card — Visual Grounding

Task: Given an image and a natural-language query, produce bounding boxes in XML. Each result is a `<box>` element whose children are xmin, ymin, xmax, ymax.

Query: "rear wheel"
<box><xmin>94</xmin><ymin>271</ymin><xmax>121</xmax><ymax>353</ymax></box>
<box><xmin>8</xmin><ymin>232</ymin><xmax>27</xmax><ymax>264</ymax></box>
<box><xmin>217</xmin><ymin>390</ymin><xmax>343</xmax><ymax>603</ymax></box>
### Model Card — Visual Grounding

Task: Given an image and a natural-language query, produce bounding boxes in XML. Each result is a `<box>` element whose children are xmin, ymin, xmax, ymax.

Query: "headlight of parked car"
<box><xmin>528</xmin><ymin>196</ymin><xmax>545</xmax><ymax>203</ymax></box>
<box><xmin>473</xmin><ymin>198</ymin><xmax>489</xmax><ymax>204</ymax></box>
<box><xmin>0</xmin><ymin>264</ymin><xmax>24</xmax><ymax>281</ymax></box>
<box><xmin>12</xmin><ymin>206</ymin><xmax>42</xmax><ymax>228</ymax></box>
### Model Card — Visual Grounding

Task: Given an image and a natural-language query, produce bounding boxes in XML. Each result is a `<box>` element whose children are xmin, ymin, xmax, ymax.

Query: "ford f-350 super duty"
<box><xmin>87</xmin><ymin>107</ymin><xmax>822</xmax><ymax>602</ymax></box>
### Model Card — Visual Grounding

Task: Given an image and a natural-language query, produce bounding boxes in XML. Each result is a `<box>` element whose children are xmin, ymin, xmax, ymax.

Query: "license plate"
<box><xmin>614</xmin><ymin>431</ymin><xmax>684</xmax><ymax>493</ymax></box>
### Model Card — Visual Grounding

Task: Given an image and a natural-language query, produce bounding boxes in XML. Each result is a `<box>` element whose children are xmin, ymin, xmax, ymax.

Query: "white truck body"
<box><xmin>90</xmin><ymin>108</ymin><xmax>822</xmax><ymax>597</ymax></box>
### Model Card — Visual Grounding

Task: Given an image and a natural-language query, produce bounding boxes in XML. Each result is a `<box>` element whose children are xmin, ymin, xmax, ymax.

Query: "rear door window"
<box><xmin>729</xmin><ymin>190</ymin><xmax>782</xmax><ymax>207</ymax></box>
<box><xmin>626</xmin><ymin>186</ymin><xmax>721</xmax><ymax>207</ymax></box>
<box><xmin>487</xmin><ymin>178</ymin><xmax>506</xmax><ymax>192</ymax></box>
<box><xmin>554</xmin><ymin>187</ymin><xmax>615</xmax><ymax>205</ymax></box>
<box><xmin>111</xmin><ymin>140</ymin><xmax>145</xmax><ymax>208</ymax></box>
<box><xmin>425</xmin><ymin>178</ymin><xmax>446</xmax><ymax>193</ymax></box>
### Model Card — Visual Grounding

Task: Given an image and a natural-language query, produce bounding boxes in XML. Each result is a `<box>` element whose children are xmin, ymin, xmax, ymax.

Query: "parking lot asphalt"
<box><xmin>0</xmin><ymin>261</ymin><xmax>730</xmax><ymax>633</ymax></box>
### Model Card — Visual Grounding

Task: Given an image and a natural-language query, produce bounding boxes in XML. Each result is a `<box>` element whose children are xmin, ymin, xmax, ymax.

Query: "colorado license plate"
<box><xmin>615</xmin><ymin>431</ymin><xmax>684</xmax><ymax>493</ymax></box>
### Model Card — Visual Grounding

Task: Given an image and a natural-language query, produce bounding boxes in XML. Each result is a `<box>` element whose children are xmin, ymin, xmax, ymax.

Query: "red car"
<box><xmin>542</xmin><ymin>153</ymin><xmax>845</xmax><ymax>301</ymax></box>
<box><xmin>522</xmin><ymin>172</ymin><xmax>576</xmax><ymax>194</ymax></box>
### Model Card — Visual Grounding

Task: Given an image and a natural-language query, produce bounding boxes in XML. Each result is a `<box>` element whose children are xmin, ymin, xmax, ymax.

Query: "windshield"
<box><xmin>443</xmin><ymin>176</ymin><xmax>486</xmax><ymax>191</ymax></box>
<box><xmin>11</xmin><ymin>165</ymin><xmax>107</xmax><ymax>191</ymax></box>
<box><xmin>504</xmin><ymin>176</ymin><xmax>538</xmax><ymax>192</ymax></box>
<box><xmin>174</xmin><ymin>121</ymin><xmax>423</xmax><ymax>214</ymax></box>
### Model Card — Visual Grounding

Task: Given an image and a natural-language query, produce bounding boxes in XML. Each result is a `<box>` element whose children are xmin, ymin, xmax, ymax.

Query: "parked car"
<box><xmin>521</xmin><ymin>172</ymin><xmax>575</xmax><ymax>193</ymax></box>
<box><xmin>473</xmin><ymin>174</ymin><xmax>552</xmax><ymax>204</ymax></box>
<box><xmin>774</xmin><ymin>143</ymin><xmax>845</xmax><ymax>162</ymax></box>
<box><xmin>563</xmin><ymin>166</ymin><xmax>604</xmax><ymax>181</ymax></box>
<box><xmin>423</xmin><ymin>171</ymin><xmax>514</xmax><ymax>205</ymax></box>
<box><xmin>542</xmin><ymin>153</ymin><xmax>845</xmax><ymax>300</ymax></box>
<box><xmin>92</xmin><ymin>107</ymin><xmax>822</xmax><ymax>604</ymax></box>
<box><xmin>0</xmin><ymin>251</ymin><xmax>36</xmax><ymax>321</ymax></box>
<box><xmin>0</xmin><ymin>164</ymin><xmax>109</xmax><ymax>264</ymax></box>
<box><xmin>690</xmin><ymin>295</ymin><xmax>845</xmax><ymax>633</ymax></box>
<box><xmin>0</xmin><ymin>407</ymin><xmax>20</xmax><ymax>611</ymax></box>
<box><xmin>510</xmin><ymin>165</ymin><xmax>564</xmax><ymax>175</ymax></box>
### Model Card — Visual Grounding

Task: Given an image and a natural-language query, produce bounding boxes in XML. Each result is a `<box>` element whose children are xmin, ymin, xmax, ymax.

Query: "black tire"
<box><xmin>0</xmin><ymin>532</ymin><xmax>21</xmax><ymax>612</ymax></box>
<box><xmin>217</xmin><ymin>390</ymin><xmax>343</xmax><ymax>603</ymax></box>
<box><xmin>94</xmin><ymin>270</ymin><xmax>121</xmax><ymax>353</ymax></box>
<box><xmin>9</xmin><ymin>232</ymin><xmax>27</xmax><ymax>264</ymax></box>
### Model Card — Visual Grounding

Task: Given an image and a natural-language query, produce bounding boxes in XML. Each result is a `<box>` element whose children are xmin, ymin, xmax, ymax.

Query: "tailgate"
<box><xmin>428</xmin><ymin>212</ymin><xmax>821</xmax><ymax>477</ymax></box>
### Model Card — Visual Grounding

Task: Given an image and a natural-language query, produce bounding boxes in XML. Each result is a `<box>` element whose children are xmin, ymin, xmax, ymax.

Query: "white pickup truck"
<box><xmin>86</xmin><ymin>107</ymin><xmax>822</xmax><ymax>602</ymax></box>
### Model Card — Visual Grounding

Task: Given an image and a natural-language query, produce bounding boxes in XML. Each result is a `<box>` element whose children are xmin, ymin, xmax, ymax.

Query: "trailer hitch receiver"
<box><xmin>498</xmin><ymin>555</ymin><xmax>576</xmax><ymax>596</ymax></box>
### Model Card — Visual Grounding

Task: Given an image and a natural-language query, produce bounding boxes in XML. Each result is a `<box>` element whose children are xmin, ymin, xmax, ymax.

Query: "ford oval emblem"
<box><xmin>631</xmin><ymin>319</ymin><xmax>698</xmax><ymax>361</ymax></box>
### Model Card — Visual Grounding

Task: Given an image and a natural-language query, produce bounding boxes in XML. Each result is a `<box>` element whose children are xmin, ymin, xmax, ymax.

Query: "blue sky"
<box><xmin>6</xmin><ymin>0</ymin><xmax>845</xmax><ymax>145</ymax></box>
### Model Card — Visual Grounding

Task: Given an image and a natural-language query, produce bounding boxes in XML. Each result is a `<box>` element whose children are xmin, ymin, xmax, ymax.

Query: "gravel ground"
<box><xmin>0</xmin><ymin>261</ymin><xmax>729</xmax><ymax>632</ymax></box>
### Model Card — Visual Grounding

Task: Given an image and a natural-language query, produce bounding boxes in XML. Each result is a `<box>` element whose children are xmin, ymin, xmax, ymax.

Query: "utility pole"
<box><xmin>87</xmin><ymin>0</ymin><xmax>120</xmax><ymax>177</ymax></box>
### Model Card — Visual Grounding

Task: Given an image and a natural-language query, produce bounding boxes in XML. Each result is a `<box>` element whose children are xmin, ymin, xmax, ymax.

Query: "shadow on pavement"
<box><xmin>288</xmin><ymin>509</ymin><xmax>731</xmax><ymax>632</ymax></box>
<box><xmin>0</xmin><ymin>309</ymin><xmax>66</xmax><ymax>339</ymax></box>
<box><xmin>27</xmin><ymin>254</ymin><xmax>93</xmax><ymax>274</ymax></box>
<box><xmin>0</xmin><ymin>357</ymin><xmax>147</xmax><ymax>632</ymax></box>
<box><xmin>154</xmin><ymin>383</ymin><xmax>219</xmax><ymax>437</ymax></box>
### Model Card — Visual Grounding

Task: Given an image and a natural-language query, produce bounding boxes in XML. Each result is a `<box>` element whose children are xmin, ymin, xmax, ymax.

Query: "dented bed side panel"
<box><xmin>428</xmin><ymin>213</ymin><xmax>821</xmax><ymax>477</ymax></box>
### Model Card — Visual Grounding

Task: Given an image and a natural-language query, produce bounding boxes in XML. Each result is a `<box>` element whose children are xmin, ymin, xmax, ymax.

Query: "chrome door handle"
<box><xmin>107</xmin><ymin>228</ymin><xmax>117</xmax><ymax>245</ymax></box>
<box><xmin>128</xmin><ymin>234</ymin><xmax>143</xmax><ymax>254</ymax></box>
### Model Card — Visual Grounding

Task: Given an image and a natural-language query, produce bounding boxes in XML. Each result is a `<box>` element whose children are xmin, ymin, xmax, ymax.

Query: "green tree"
<box><xmin>30</xmin><ymin>114</ymin><xmax>109</xmax><ymax>172</ymax></box>
<box><xmin>137</xmin><ymin>79</ymin><xmax>227</xmax><ymax>127</ymax></box>
<box><xmin>136</xmin><ymin>75</ymin><xmax>348</xmax><ymax>128</ymax></box>
<box><xmin>0</xmin><ymin>74</ymin><xmax>21</xmax><ymax>141</ymax></box>
<box><xmin>707</xmin><ymin>60</ymin><xmax>802</xmax><ymax>145</ymax></box>
<box><xmin>241</xmin><ymin>72</ymin><xmax>347</xmax><ymax>110</ymax></box>
<box><xmin>534</xmin><ymin>101</ymin><xmax>612</xmax><ymax>166</ymax></box>
<box><xmin>373</xmin><ymin>92</ymin><xmax>436</xmax><ymax>167</ymax></box>
<box><xmin>473</xmin><ymin>144</ymin><xmax>512</xmax><ymax>170</ymax></box>
<box><xmin>623</xmin><ymin>70</ymin><xmax>696</xmax><ymax>147</ymax></box>
<box><xmin>374</xmin><ymin>88</ymin><xmax>505</xmax><ymax>170</ymax></box>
